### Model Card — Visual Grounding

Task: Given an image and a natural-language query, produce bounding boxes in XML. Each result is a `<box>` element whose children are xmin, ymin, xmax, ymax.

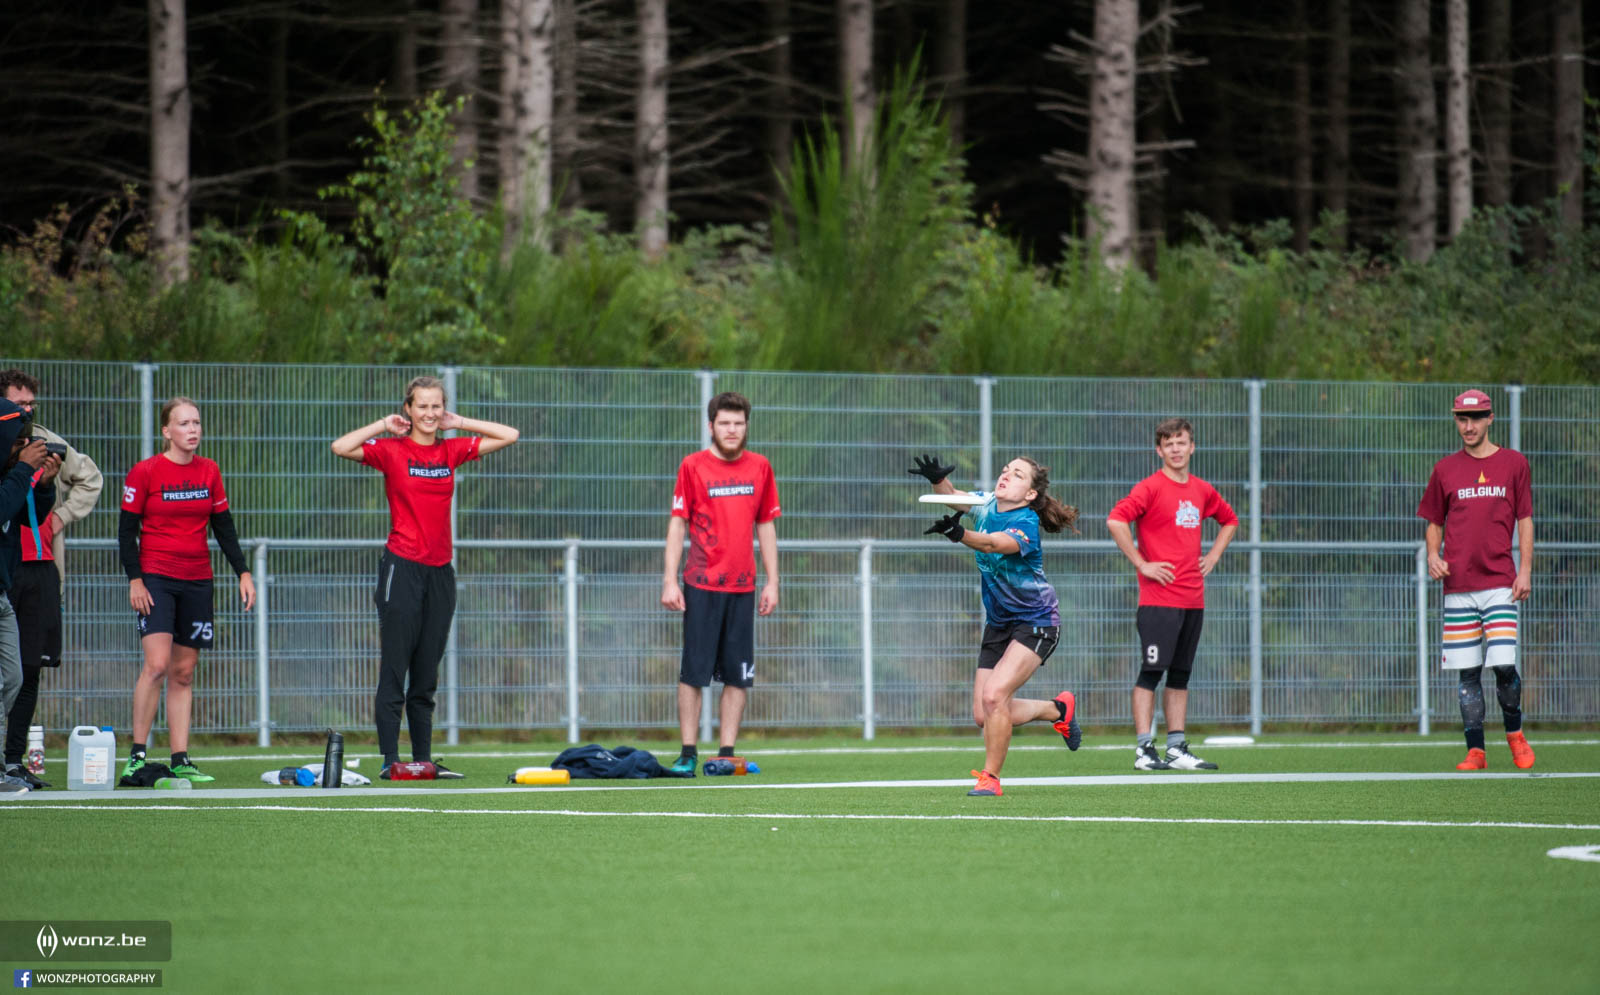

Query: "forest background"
<box><xmin>2</xmin><ymin>0</ymin><xmax>1597</xmax><ymax>384</ymax></box>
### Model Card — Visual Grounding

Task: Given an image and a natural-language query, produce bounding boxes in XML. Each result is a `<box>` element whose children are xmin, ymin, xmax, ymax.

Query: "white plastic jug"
<box><xmin>67</xmin><ymin>726</ymin><xmax>115</xmax><ymax>791</ymax></box>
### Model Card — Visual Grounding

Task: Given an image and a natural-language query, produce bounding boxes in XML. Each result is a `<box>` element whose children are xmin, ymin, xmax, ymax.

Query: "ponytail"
<box><xmin>1017</xmin><ymin>457</ymin><xmax>1079</xmax><ymax>535</ymax></box>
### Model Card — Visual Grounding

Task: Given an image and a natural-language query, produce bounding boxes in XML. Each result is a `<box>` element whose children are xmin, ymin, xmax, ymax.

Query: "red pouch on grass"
<box><xmin>388</xmin><ymin>761</ymin><xmax>437</xmax><ymax>780</ymax></box>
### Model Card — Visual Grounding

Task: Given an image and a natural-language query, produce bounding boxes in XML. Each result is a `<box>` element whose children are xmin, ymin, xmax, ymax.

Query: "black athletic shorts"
<box><xmin>136</xmin><ymin>573</ymin><xmax>216</xmax><ymax>649</ymax></box>
<box><xmin>12</xmin><ymin>561</ymin><xmax>62</xmax><ymax>669</ymax></box>
<box><xmin>1136</xmin><ymin>606</ymin><xmax>1204</xmax><ymax>674</ymax></box>
<box><xmin>977</xmin><ymin>621</ymin><xmax>1060</xmax><ymax>670</ymax></box>
<box><xmin>681</xmin><ymin>585</ymin><xmax>755</xmax><ymax>689</ymax></box>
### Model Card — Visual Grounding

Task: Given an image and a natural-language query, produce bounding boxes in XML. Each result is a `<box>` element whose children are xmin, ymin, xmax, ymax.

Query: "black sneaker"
<box><xmin>431</xmin><ymin>762</ymin><xmax>465</xmax><ymax>780</ymax></box>
<box><xmin>5</xmin><ymin>763</ymin><xmax>49</xmax><ymax>789</ymax></box>
<box><xmin>379</xmin><ymin>763</ymin><xmax>394</xmax><ymax>780</ymax></box>
<box><xmin>0</xmin><ymin>772</ymin><xmax>30</xmax><ymax>796</ymax></box>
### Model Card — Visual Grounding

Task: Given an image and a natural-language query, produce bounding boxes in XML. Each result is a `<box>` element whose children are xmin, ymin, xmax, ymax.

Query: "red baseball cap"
<box><xmin>1451</xmin><ymin>389</ymin><xmax>1492</xmax><ymax>414</ymax></box>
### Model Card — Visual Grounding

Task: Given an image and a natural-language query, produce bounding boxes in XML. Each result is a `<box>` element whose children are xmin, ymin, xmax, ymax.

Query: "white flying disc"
<box><xmin>917</xmin><ymin>493</ymin><xmax>986</xmax><ymax>506</ymax></box>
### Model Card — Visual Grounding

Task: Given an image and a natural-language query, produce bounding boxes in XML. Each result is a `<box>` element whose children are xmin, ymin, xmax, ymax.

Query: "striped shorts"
<box><xmin>1441</xmin><ymin>587</ymin><xmax>1517</xmax><ymax>671</ymax></box>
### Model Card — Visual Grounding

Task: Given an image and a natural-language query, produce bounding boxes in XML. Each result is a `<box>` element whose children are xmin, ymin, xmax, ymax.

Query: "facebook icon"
<box><xmin>12</xmin><ymin>970</ymin><xmax>29</xmax><ymax>988</ymax></box>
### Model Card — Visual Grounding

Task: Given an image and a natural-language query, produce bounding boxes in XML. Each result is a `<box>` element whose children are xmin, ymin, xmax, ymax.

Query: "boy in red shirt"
<box><xmin>1416</xmin><ymin>389</ymin><xmax>1535</xmax><ymax>771</ymax></box>
<box><xmin>1107</xmin><ymin>418</ymin><xmax>1238</xmax><ymax>771</ymax></box>
<box><xmin>661</xmin><ymin>392</ymin><xmax>780</xmax><ymax>774</ymax></box>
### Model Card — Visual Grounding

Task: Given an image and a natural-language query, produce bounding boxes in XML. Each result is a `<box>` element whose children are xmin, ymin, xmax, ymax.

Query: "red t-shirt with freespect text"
<box><xmin>671</xmin><ymin>449</ymin><xmax>781</xmax><ymax>592</ymax></box>
<box><xmin>121</xmin><ymin>454</ymin><xmax>230</xmax><ymax>581</ymax></box>
<box><xmin>1108</xmin><ymin>470</ymin><xmax>1239</xmax><ymax>609</ymax></box>
<box><xmin>1416</xmin><ymin>447</ymin><xmax>1532</xmax><ymax>595</ymax></box>
<box><xmin>363</xmin><ymin>435</ymin><xmax>481</xmax><ymax>567</ymax></box>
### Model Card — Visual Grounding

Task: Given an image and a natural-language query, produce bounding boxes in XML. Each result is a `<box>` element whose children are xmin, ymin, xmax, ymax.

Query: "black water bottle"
<box><xmin>322</xmin><ymin>729</ymin><xmax>344</xmax><ymax>789</ymax></box>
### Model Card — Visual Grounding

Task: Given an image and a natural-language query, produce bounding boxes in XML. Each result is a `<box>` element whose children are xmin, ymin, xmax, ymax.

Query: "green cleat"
<box><xmin>120</xmin><ymin>754</ymin><xmax>147</xmax><ymax>780</ymax></box>
<box><xmin>668</xmin><ymin>756</ymin><xmax>697</xmax><ymax>775</ymax></box>
<box><xmin>169</xmin><ymin>762</ymin><xmax>216</xmax><ymax>783</ymax></box>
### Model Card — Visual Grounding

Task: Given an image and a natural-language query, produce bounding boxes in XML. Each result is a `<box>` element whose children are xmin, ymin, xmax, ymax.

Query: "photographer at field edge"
<box><xmin>0</xmin><ymin>396</ymin><xmax>62</xmax><ymax>794</ymax></box>
<box><xmin>1</xmin><ymin>370</ymin><xmax>103</xmax><ymax>788</ymax></box>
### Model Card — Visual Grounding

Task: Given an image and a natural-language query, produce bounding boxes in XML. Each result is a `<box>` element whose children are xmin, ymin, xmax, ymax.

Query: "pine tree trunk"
<box><xmin>394</xmin><ymin>0</ymin><xmax>419</xmax><ymax>102</ymax></box>
<box><xmin>498</xmin><ymin>0</ymin><xmax>523</xmax><ymax>225</ymax></box>
<box><xmin>1088</xmin><ymin>0</ymin><xmax>1137</xmax><ymax>267</ymax></box>
<box><xmin>270</xmin><ymin>11</ymin><xmax>289</xmax><ymax>201</ymax></box>
<box><xmin>1445</xmin><ymin>0</ymin><xmax>1471</xmax><ymax>239</ymax></box>
<box><xmin>1552</xmin><ymin>0</ymin><xmax>1583</xmax><ymax>228</ymax></box>
<box><xmin>635</xmin><ymin>0</ymin><xmax>669</xmax><ymax>260</ymax></box>
<box><xmin>936</xmin><ymin>0</ymin><xmax>966</xmax><ymax>150</ymax></box>
<box><xmin>1324</xmin><ymin>0</ymin><xmax>1350</xmax><ymax>247</ymax></box>
<box><xmin>767</xmin><ymin>0</ymin><xmax>793</xmax><ymax>201</ymax></box>
<box><xmin>1291</xmin><ymin>0</ymin><xmax>1313</xmax><ymax>253</ymax></box>
<box><xmin>555</xmin><ymin>0</ymin><xmax>582</xmax><ymax>210</ymax></box>
<box><xmin>1395</xmin><ymin>0</ymin><xmax>1437</xmax><ymax>263</ymax></box>
<box><xmin>838</xmin><ymin>0</ymin><xmax>875</xmax><ymax>171</ymax></box>
<box><xmin>441</xmin><ymin>0</ymin><xmax>481</xmax><ymax>204</ymax></box>
<box><xmin>499</xmin><ymin>0</ymin><xmax>555</xmax><ymax>258</ymax></box>
<box><xmin>1480</xmin><ymin>0</ymin><xmax>1511</xmax><ymax>209</ymax></box>
<box><xmin>149</xmin><ymin>0</ymin><xmax>190</xmax><ymax>287</ymax></box>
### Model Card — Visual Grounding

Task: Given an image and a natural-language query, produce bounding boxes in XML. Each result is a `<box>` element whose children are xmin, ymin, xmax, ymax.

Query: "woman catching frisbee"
<box><xmin>911</xmin><ymin>453</ymin><xmax>1083</xmax><ymax>797</ymax></box>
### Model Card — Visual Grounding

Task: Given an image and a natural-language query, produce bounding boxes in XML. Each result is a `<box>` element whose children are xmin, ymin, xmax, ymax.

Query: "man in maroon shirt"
<box><xmin>1107</xmin><ymin>418</ymin><xmax>1238</xmax><ymax>772</ymax></box>
<box><xmin>661</xmin><ymin>392</ymin><xmax>780</xmax><ymax>774</ymax></box>
<box><xmin>1417</xmin><ymin>389</ymin><xmax>1535</xmax><ymax>771</ymax></box>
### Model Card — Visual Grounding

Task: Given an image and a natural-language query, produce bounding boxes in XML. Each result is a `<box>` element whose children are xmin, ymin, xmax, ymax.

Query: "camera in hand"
<box><xmin>41</xmin><ymin>442</ymin><xmax>66</xmax><ymax>457</ymax></box>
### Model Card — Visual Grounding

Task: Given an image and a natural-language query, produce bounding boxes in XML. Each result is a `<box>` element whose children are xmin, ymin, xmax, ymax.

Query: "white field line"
<box><xmin>11</xmin><ymin>769</ymin><xmax>1598</xmax><ymax>803</ymax></box>
<box><xmin>141</xmin><ymin>738</ymin><xmax>1600</xmax><ymax>764</ymax></box>
<box><xmin>7</xmin><ymin>803</ymin><xmax>1600</xmax><ymax>833</ymax></box>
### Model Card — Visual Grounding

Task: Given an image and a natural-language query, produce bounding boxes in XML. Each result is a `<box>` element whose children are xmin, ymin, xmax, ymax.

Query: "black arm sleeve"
<box><xmin>118</xmin><ymin>509</ymin><xmax>143</xmax><ymax>580</ymax></box>
<box><xmin>210</xmin><ymin>509</ymin><xmax>250</xmax><ymax>577</ymax></box>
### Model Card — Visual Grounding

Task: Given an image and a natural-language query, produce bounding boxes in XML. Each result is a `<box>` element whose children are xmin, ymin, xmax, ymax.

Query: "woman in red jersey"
<box><xmin>332</xmin><ymin>376</ymin><xmax>518</xmax><ymax>779</ymax></box>
<box><xmin>119</xmin><ymin>397</ymin><xmax>256</xmax><ymax>783</ymax></box>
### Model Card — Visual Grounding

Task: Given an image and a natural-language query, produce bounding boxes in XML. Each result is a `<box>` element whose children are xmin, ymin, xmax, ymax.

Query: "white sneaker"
<box><xmin>1164</xmin><ymin>741</ymin><xmax>1219</xmax><ymax>770</ymax></box>
<box><xmin>1134</xmin><ymin>744</ymin><xmax>1170</xmax><ymax>771</ymax></box>
<box><xmin>0</xmin><ymin>773</ymin><xmax>31</xmax><ymax>797</ymax></box>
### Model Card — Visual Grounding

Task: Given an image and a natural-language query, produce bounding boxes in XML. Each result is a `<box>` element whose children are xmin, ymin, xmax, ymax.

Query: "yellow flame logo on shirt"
<box><xmin>1477</xmin><ymin>472</ymin><xmax>1487</xmax><ymax>484</ymax></box>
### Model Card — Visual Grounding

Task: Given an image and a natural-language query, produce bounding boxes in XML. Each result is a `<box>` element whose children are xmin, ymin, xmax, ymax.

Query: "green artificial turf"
<box><xmin>6</xmin><ymin>733</ymin><xmax>1597</xmax><ymax>994</ymax></box>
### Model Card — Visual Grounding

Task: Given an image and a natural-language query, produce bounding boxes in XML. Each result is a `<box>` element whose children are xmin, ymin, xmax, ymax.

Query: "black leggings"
<box><xmin>373</xmin><ymin>551</ymin><xmax>457</xmax><ymax>764</ymax></box>
<box><xmin>1457</xmin><ymin>665</ymin><xmax>1522</xmax><ymax>741</ymax></box>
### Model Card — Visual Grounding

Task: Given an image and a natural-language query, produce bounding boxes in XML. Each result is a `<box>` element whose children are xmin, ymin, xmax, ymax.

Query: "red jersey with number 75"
<box><xmin>671</xmin><ymin>449</ymin><xmax>781</xmax><ymax>592</ymax></box>
<box><xmin>121</xmin><ymin>454</ymin><xmax>230</xmax><ymax>581</ymax></box>
<box><xmin>1108</xmin><ymin>471</ymin><xmax>1238</xmax><ymax>609</ymax></box>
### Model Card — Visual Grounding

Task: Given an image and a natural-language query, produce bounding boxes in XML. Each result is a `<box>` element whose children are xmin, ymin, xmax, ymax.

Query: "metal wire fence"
<box><xmin>11</xmin><ymin>361</ymin><xmax>1598</xmax><ymax>742</ymax></box>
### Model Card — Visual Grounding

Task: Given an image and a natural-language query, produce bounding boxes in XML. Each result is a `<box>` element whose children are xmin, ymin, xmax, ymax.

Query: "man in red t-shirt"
<box><xmin>1416</xmin><ymin>389</ymin><xmax>1535</xmax><ymax>771</ymax></box>
<box><xmin>661</xmin><ymin>392</ymin><xmax>780</xmax><ymax>774</ymax></box>
<box><xmin>1107</xmin><ymin>417</ymin><xmax>1238</xmax><ymax>772</ymax></box>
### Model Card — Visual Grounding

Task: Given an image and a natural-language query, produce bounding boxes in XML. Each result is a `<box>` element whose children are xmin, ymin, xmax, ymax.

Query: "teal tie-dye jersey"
<box><xmin>970</xmin><ymin>493</ymin><xmax>1060</xmax><ymax>626</ymax></box>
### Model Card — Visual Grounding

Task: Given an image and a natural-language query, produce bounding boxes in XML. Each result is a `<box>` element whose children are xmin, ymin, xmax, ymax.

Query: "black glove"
<box><xmin>909</xmin><ymin>453</ymin><xmax>956</xmax><ymax>485</ymax></box>
<box><xmin>924</xmin><ymin>512</ymin><xmax>966</xmax><ymax>543</ymax></box>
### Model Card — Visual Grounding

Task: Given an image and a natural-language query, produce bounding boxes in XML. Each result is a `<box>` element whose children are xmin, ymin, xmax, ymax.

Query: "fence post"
<box><xmin>975</xmin><ymin>376</ymin><xmax>996</xmax><ymax>488</ymax></box>
<box><xmin>254</xmin><ymin>539</ymin><xmax>271</xmax><ymax>747</ymax></box>
<box><xmin>1505</xmin><ymin>383</ymin><xmax>1523</xmax><ymax>452</ymax></box>
<box><xmin>441</xmin><ymin>366</ymin><xmax>460</xmax><ymax>745</ymax></box>
<box><xmin>1247</xmin><ymin>379</ymin><xmax>1264</xmax><ymax>736</ymax></box>
<box><xmin>1415</xmin><ymin>543</ymin><xmax>1430</xmax><ymax>736</ymax></box>
<box><xmin>136</xmin><ymin>362</ymin><xmax>157</xmax><ymax>461</ymax></box>
<box><xmin>859</xmin><ymin>540</ymin><xmax>875</xmax><ymax>741</ymax></box>
<box><xmin>565</xmin><ymin>539</ymin><xmax>581</xmax><ymax>744</ymax></box>
<box><xmin>695</xmin><ymin>370</ymin><xmax>715</xmax><ymax>742</ymax></box>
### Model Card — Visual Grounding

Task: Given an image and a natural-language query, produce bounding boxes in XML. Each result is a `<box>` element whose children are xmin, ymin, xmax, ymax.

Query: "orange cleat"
<box><xmin>1455</xmin><ymin>748</ymin><xmax>1487</xmax><ymax>771</ymax></box>
<box><xmin>1507</xmin><ymin>731</ymin><xmax>1536</xmax><ymax>769</ymax></box>
<box><xmin>967</xmin><ymin>769</ymin><xmax>1002</xmax><ymax>796</ymax></box>
<box><xmin>1052</xmin><ymin>691</ymin><xmax>1082</xmax><ymax>751</ymax></box>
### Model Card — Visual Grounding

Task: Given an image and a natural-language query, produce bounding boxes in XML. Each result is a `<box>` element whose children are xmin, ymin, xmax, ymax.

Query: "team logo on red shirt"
<box><xmin>1175</xmin><ymin>499</ymin><xmax>1201</xmax><ymax>529</ymax></box>
<box><xmin>160</xmin><ymin>482</ymin><xmax>211</xmax><ymax>501</ymax></box>
<box><xmin>1456</xmin><ymin>471</ymin><xmax>1506</xmax><ymax>500</ymax></box>
<box><xmin>707</xmin><ymin>478</ymin><xmax>756</xmax><ymax>498</ymax></box>
<box><xmin>407</xmin><ymin>459</ymin><xmax>451</xmax><ymax>479</ymax></box>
